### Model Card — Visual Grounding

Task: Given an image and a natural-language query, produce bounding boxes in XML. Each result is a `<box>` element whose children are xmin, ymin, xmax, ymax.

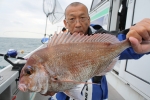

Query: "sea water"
<box><xmin>0</xmin><ymin>37</ymin><xmax>42</xmax><ymax>69</ymax></box>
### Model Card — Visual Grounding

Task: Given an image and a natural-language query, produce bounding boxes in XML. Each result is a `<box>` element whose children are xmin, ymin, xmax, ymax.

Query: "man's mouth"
<box><xmin>73</xmin><ymin>31</ymin><xmax>83</xmax><ymax>34</ymax></box>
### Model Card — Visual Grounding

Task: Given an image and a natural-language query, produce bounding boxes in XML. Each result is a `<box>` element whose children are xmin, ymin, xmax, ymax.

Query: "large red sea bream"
<box><xmin>18</xmin><ymin>33</ymin><xmax>131</xmax><ymax>99</ymax></box>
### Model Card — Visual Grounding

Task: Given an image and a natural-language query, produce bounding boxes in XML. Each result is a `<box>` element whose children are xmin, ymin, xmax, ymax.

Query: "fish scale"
<box><xmin>49</xmin><ymin>41</ymin><xmax>125</xmax><ymax>81</ymax></box>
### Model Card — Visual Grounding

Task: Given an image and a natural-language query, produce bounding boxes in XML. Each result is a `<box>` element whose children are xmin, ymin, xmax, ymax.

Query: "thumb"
<box><xmin>129</xmin><ymin>37</ymin><xmax>142</xmax><ymax>54</ymax></box>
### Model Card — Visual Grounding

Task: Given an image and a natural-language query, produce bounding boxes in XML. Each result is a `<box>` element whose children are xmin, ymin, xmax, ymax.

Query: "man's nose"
<box><xmin>75</xmin><ymin>19</ymin><xmax>82</xmax><ymax>27</ymax></box>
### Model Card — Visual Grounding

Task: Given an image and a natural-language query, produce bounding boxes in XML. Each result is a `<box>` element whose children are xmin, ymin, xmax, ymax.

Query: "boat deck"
<box><xmin>108</xmin><ymin>83</ymin><xmax>125</xmax><ymax>100</ymax></box>
<box><xmin>34</xmin><ymin>83</ymin><xmax>125</xmax><ymax>100</ymax></box>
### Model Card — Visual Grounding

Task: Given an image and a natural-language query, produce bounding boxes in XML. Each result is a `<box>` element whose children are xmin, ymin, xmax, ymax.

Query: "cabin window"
<box><xmin>90</xmin><ymin>0</ymin><xmax>105</xmax><ymax>11</ymax></box>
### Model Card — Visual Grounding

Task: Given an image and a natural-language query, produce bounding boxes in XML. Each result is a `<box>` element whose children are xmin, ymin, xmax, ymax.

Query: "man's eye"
<box><xmin>81</xmin><ymin>17</ymin><xmax>86</xmax><ymax>20</ymax></box>
<box><xmin>69</xmin><ymin>18</ymin><xmax>75</xmax><ymax>21</ymax></box>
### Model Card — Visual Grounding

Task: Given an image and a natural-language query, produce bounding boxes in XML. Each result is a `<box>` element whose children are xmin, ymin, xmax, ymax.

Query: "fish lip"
<box><xmin>18</xmin><ymin>84</ymin><xmax>28</xmax><ymax>92</ymax></box>
<box><xmin>19</xmin><ymin>69</ymin><xmax>49</xmax><ymax>93</ymax></box>
<box><xmin>18</xmin><ymin>83</ymin><xmax>37</xmax><ymax>92</ymax></box>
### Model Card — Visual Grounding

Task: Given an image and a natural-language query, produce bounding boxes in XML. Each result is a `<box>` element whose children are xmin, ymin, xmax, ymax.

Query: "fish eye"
<box><xmin>26</xmin><ymin>70</ymin><xmax>31</xmax><ymax>75</ymax></box>
<box><xmin>25</xmin><ymin>66</ymin><xmax>33</xmax><ymax>75</ymax></box>
<box><xmin>54</xmin><ymin>77</ymin><xmax>58</xmax><ymax>80</ymax></box>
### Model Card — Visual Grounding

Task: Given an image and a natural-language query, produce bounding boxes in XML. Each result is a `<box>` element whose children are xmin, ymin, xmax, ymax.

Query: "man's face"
<box><xmin>64</xmin><ymin>5</ymin><xmax>90</xmax><ymax>35</ymax></box>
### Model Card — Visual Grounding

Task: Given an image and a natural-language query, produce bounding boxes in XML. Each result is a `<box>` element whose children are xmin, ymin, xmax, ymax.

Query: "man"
<box><xmin>48</xmin><ymin>2</ymin><xmax>150</xmax><ymax>100</ymax></box>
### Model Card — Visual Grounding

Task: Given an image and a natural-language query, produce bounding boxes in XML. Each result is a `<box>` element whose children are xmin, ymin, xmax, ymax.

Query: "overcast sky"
<box><xmin>0</xmin><ymin>0</ymin><xmax>92</xmax><ymax>38</ymax></box>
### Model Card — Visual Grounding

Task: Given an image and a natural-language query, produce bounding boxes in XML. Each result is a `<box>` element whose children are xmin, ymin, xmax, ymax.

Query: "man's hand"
<box><xmin>126</xmin><ymin>18</ymin><xmax>150</xmax><ymax>54</ymax></box>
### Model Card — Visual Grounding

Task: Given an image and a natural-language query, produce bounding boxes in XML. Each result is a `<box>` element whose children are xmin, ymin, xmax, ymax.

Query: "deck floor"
<box><xmin>108</xmin><ymin>83</ymin><xmax>125</xmax><ymax>100</ymax></box>
<box><xmin>34</xmin><ymin>83</ymin><xmax>124</xmax><ymax>100</ymax></box>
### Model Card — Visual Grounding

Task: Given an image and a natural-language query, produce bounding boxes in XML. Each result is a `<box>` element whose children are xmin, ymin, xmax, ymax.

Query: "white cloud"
<box><xmin>0</xmin><ymin>0</ymin><xmax>92</xmax><ymax>38</ymax></box>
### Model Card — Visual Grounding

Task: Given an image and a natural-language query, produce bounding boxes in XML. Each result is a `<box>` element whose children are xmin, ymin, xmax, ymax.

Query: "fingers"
<box><xmin>140</xmin><ymin>19</ymin><xmax>150</xmax><ymax>39</ymax></box>
<box><xmin>126</xmin><ymin>30</ymin><xmax>142</xmax><ymax>43</ymax></box>
<box><xmin>140</xmin><ymin>18</ymin><xmax>150</xmax><ymax>33</ymax></box>
<box><xmin>126</xmin><ymin>18</ymin><xmax>150</xmax><ymax>54</ymax></box>
<box><xmin>128</xmin><ymin>37</ymin><xmax>142</xmax><ymax>53</ymax></box>
<box><xmin>131</xmin><ymin>18</ymin><xmax>150</xmax><ymax>41</ymax></box>
<box><xmin>129</xmin><ymin>37</ymin><xmax>150</xmax><ymax>54</ymax></box>
<box><xmin>127</xmin><ymin>20</ymin><xmax>150</xmax><ymax>40</ymax></box>
<box><xmin>131</xmin><ymin>25</ymin><xmax>149</xmax><ymax>40</ymax></box>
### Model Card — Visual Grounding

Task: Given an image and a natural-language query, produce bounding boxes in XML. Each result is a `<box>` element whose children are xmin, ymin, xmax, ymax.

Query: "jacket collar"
<box><xmin>87</xmin><ymin>26</ymin><xmax>97</xmax><ymax>35</ymax></box>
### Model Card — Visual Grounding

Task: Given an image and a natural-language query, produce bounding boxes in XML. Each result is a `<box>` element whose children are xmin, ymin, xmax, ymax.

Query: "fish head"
<box><xmin>18</xmin><ymin>55</ymin><xmax>49</xmax><ymax>94</ymax></box>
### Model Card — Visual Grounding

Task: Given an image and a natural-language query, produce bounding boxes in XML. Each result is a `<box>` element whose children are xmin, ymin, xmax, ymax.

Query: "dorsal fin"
<box><xmin>48</xmin><ymin>32</ymin><xmax>120</xmax><ymax>47</ymax></box>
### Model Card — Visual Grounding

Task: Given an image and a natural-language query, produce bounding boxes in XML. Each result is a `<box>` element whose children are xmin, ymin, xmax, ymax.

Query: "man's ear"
<box><xmin>88</xmin><ymin>16</ymin><xmax>91</xmax><ymax>26</ymax></box>
<box><xmin>63</xmin><ymin>19</ymin><xmax>68</xmax><ymax>29</ymax></box>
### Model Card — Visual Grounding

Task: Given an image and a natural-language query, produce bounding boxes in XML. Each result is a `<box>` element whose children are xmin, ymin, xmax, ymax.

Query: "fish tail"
<box><xmin>111</xmin><ymin>39</ymin><xmax>131</xmax><ymax>57</ymax></box>
<box><xmin>122</xmin><ymin>39</ymin><xmax>131</xmax><ymax>48</ymax></box>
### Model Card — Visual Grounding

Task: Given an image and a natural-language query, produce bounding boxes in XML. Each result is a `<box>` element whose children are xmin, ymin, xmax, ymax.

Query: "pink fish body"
<box><xmin>18</xmin><ymin>33</ymin><xmax>130</xmax><ymax>99</ymax></box>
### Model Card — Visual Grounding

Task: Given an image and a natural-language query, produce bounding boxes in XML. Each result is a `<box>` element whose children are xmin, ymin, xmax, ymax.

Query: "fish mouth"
<box><xmin>18</xmin><ymin>84</ymin><xmax>28</xmax><ymax>92</ymax></box>
<box><xmin>18</xmin><ymin>81</ymin><xmax>48</xmax><ymax>94</ymax></box>
<box><xmin>18</xmin><ymin>83</ymin><xmax>39</xmax><ymax>92</ymax></box>
<box><xmin>18</xmin><ymin>83</ymin><xmax>46</xmax><ymax>93</ymax></box>
<box><xmin>18</xmin><ymin>69</ymin><xmax>49</xmax><ymax>93</ymax></box>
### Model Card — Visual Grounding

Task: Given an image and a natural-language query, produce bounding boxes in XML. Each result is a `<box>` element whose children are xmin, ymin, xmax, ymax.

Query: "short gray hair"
<box><xmin>64</xmin><ymin>2</ymin><xmax>88</xmax><ymax>18</ymax></box>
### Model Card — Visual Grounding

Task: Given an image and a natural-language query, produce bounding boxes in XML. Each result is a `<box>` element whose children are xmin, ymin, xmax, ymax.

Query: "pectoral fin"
<box><xmin>64</xmin><ymin>86</ymin><xmax>84</xmax><ymax>100</ymax></box>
